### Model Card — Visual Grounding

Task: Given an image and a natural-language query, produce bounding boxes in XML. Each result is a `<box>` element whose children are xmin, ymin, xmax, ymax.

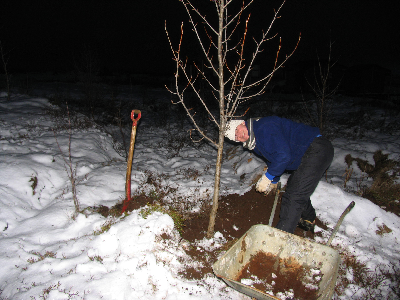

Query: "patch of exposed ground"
<box><xmin>96</xmin><ymin>187</ymin><xmax>329</xmax><ymax>292</ymax></box>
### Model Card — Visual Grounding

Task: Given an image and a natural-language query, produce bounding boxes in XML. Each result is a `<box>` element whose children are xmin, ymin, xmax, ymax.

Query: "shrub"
<box><xmin>140</xmin><ymin>203</ymin><xmax>185</xmax><ymax>235</ymax></box>
<box><xmin>345</xmin><ymin>150</ymin><xmax>400</xmax><ymax>215</ymax></box>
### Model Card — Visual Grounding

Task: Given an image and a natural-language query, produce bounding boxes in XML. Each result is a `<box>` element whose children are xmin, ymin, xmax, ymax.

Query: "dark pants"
<box><xmin>276</xmin><ymin>136</ymin><xmax>334</xmax><ymax>233</ymax></box>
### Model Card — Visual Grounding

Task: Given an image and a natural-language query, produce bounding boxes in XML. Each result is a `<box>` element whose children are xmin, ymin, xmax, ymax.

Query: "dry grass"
<box><xmin>334</xmin><ymin>247</ymin><xmax>400</xmax><ymax>299</ymax></box>
<box><xmin>344</xmin><ymin>150</ymin><xmax>400</xmax><ymax>216</ymax></box>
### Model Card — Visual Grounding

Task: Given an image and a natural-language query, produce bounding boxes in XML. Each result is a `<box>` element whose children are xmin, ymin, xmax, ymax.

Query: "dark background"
<box><xmin>1</xmin><ymin>0</ymin><xmax>399</xmax><ymax>77</ymax></box>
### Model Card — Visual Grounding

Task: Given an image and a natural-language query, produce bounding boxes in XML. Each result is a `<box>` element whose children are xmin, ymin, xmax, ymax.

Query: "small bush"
<box><xmin>375</xmin><ymin>224</ymin><xmax>392</xmax><ymax>236</ymax></box>
<box><xmin>345</xmin><ymin>150</ymin><xmax>400</xmax><ymax>215</ymax></box>
<box><xmin>334</xmin><ymin>248</ymin><xmax>400</xmax><ymax>299</ymax></box>
<box><xmin>29</xmin><ymin>175</ymin><xmax>38</xmax><ymax>195</ymax></box>
<box><xmin>93</xmin><ymin>219</ymin><xmax>116</xmax><ymax>235</ymax></box>
<box><xmin>89</xmin><ymin>255</ymin><xmax>103</xmax><ymax>264</ymax></box>
<box><xmin>27</xmin><ymin>251</ymin><xmax>57</xmax><ymax>264</ymax></box>
<box><xmin>140</xmin><ymin>203</ymin><xmax>185</xmax><ymax>235</ymax></box>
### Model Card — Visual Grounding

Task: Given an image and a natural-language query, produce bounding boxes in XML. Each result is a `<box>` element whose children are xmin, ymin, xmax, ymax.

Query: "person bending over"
<box><xmin>224</xmin><ymin>116</ymin><xmax>334</xmax><ymax>233</ymax></box>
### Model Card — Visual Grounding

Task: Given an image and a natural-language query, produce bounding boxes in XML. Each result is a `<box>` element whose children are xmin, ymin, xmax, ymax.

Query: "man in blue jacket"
<box><xmin>225</xmin><ymin>117</ymin><xmax>334</xmax><ymax>234</ymax></box>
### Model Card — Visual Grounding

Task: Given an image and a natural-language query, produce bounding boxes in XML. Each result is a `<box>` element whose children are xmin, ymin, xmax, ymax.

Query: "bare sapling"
<box><xmin>304</xmin><ymin>41</ymin><xmax>341</xmax><ymax>132</ymax></box>
<box><xmin>53</xmin><ymin>104</ymin><xmax>81</xmax><ymax>219</ymax></box>
<box><xmin>74</xmin><ymin>45</ymin><xmax>101</xmax><ymax>119</ymax></box>
<box><xmin>166</xmin><ymin>0</ymin><xmax>299</xmax><ymax>238</ymax></box>
<box><xmin>0</xmin><ymin>41</ymin><xmax>11</xmax><ymax>101</ymax></box>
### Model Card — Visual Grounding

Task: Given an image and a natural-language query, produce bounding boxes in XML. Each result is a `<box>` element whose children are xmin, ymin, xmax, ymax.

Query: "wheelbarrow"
<box><xmin>213</xmin><ymin>200</ymin><xmax>355</xmax><ymax>300</ymax></box>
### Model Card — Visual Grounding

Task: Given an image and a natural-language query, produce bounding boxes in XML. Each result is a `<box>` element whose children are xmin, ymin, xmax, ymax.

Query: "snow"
<box><xmin>0</xmin><ymin>89</ymin><xmax>399</xmax><ymax>299</ymax></box>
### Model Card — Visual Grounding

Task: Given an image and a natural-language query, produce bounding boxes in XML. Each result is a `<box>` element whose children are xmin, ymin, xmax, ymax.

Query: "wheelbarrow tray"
<box><xmin>212</xmin><ymin>224</ymin><xmax>340</xmax><ymax>300</ymax></box>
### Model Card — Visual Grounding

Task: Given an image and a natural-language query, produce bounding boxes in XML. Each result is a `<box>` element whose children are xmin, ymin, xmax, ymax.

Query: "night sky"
<box><xmin>1</xmin><ymin>0</ymin><xmax>399</xmax><ymax>76</ymax></box>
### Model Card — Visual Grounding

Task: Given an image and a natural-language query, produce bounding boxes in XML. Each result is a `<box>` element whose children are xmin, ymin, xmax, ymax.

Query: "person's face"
<box><xmin>235</xmin><ymin>122</ymin><xmax>249</xmax><ymax>142</ymax></box>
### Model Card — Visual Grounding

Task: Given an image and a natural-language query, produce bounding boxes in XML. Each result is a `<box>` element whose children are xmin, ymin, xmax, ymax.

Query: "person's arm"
<box><xmin>256</xmin><ymin>122</ymin><xmax>291</xmax><ymax>178</ymax></box>
<box><xmin>265</xmin><ymin>172</ymin><xmax>280</xmax><ymax>183</ymax></box>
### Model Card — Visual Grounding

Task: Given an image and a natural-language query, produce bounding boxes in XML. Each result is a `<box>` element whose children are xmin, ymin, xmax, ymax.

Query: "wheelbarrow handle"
<box><xmin>327</xmin><ymin>201</ymin><xmax>355</xmax><ymax>246</ymax></box>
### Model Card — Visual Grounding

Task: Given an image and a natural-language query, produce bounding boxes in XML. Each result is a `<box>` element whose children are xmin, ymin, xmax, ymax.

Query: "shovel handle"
<box><xmin>268</xmin><ymin>182</ymin><xmax>281</xmax><ymax>226</ymax></box>
<box><xmin>131</xmin><ymin>110</ymin><xmax>141</xmax><ymax>126</ymax></box>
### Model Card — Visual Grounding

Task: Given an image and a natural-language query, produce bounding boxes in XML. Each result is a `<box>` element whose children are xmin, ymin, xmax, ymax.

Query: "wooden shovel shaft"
<box><xmin>122</xmin><ymin>110</ymin><xmax>141</xmax><ymax>214</ymax></box>
<box><xmin>268</xmin><ymin>182</ymin><xmax>281</xmax><ymax>226</ymax></box>
<box><xmin>126</xmin><ymin>124</ymin><xmax>138</xmax><ymax>200</ymax></box>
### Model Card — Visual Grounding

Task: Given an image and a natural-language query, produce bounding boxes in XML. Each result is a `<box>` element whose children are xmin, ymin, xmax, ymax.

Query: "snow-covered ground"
<box><xmin>0</xmin><ymin>87</ymin><xmax>399</xmax><ymax>299</ymax></box>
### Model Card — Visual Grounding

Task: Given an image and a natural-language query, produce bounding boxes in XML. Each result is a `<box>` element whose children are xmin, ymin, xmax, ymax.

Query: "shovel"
<box><xmin>121</xmin><ymin>110</ymin><xmax>141</xmax><ymax>214</ymax></box>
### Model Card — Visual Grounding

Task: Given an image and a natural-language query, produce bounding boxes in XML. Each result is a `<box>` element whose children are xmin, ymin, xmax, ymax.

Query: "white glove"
<box><xmin>255</xmin><ymin>174</ymin><xmax>272</xmax><ymax>194</ymax></box>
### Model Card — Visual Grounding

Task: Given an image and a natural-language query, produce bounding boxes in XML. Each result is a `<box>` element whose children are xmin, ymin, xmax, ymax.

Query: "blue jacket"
<box><xmin>249</xmin><ymin>116</ymin><xmax>320</xmax><ymax>180</ymax></box>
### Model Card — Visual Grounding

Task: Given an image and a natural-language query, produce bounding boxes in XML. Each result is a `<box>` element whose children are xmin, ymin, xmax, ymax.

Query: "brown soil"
<box><xmin>236</xmin><ymin>251</ymin><xmax>320</xmax><ymax>300</ymax></box>
<box><xmin>180</xmin><ymin>187</ymin><xmax>328</xmax><ymax>242</ymax></box>
<box><xmin>98</xmin><ymin>187</ymin><xmax>329</xmax><ymax>297</ymax></box>
<box><xmin>175</xmin><ymin>187</ymin><xmax>328</xmax><ymax>285</ymax></box>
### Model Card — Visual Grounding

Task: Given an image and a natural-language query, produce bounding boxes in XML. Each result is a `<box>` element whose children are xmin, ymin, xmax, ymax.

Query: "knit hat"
<box><xmin>225</xmin><ymin>120</ymin><xmax>244</xmax><ymax>141</ymax></box>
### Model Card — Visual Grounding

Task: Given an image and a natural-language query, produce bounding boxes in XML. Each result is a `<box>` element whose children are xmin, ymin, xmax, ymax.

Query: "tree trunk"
<box><xmin>206</xmin><ymin>129</ymin><xmax>225</xmax><ymax>238</ymax></box>
<box><xmin>206</xmin><ymin>0</ymin><xmax>226</xmax><ymax>239</ymax></box>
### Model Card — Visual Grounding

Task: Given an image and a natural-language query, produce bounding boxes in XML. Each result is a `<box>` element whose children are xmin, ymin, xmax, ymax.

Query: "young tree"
<box><xmin>74</xmin><ymin>45</ymin><xmax>101</xmax><ymax>119</ymax></box>
<box><xmin>166</xmin><ymin>0</ymin><xmax>299</xmax><ymax>238</ymax></box>
<box><xmin>0</xmin><ymin>41</ymin><xmax>11</xmax><ymax>101</ymax></box>
<box><xmin>304</xmin><ymin>41</ymin><xmax>341</xmax><ymax>133</ymax></box>
<box><xmin>53</xmin><ymin>104</ymin><xmax>82</xmax><ymax>220</ymax></box>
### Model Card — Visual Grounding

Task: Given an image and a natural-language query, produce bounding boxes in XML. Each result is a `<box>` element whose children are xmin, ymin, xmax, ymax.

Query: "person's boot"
<box><xmin>298</xmin><ymin>218</ymin><xmax>315</xmax><ymax>233</ymax></box>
